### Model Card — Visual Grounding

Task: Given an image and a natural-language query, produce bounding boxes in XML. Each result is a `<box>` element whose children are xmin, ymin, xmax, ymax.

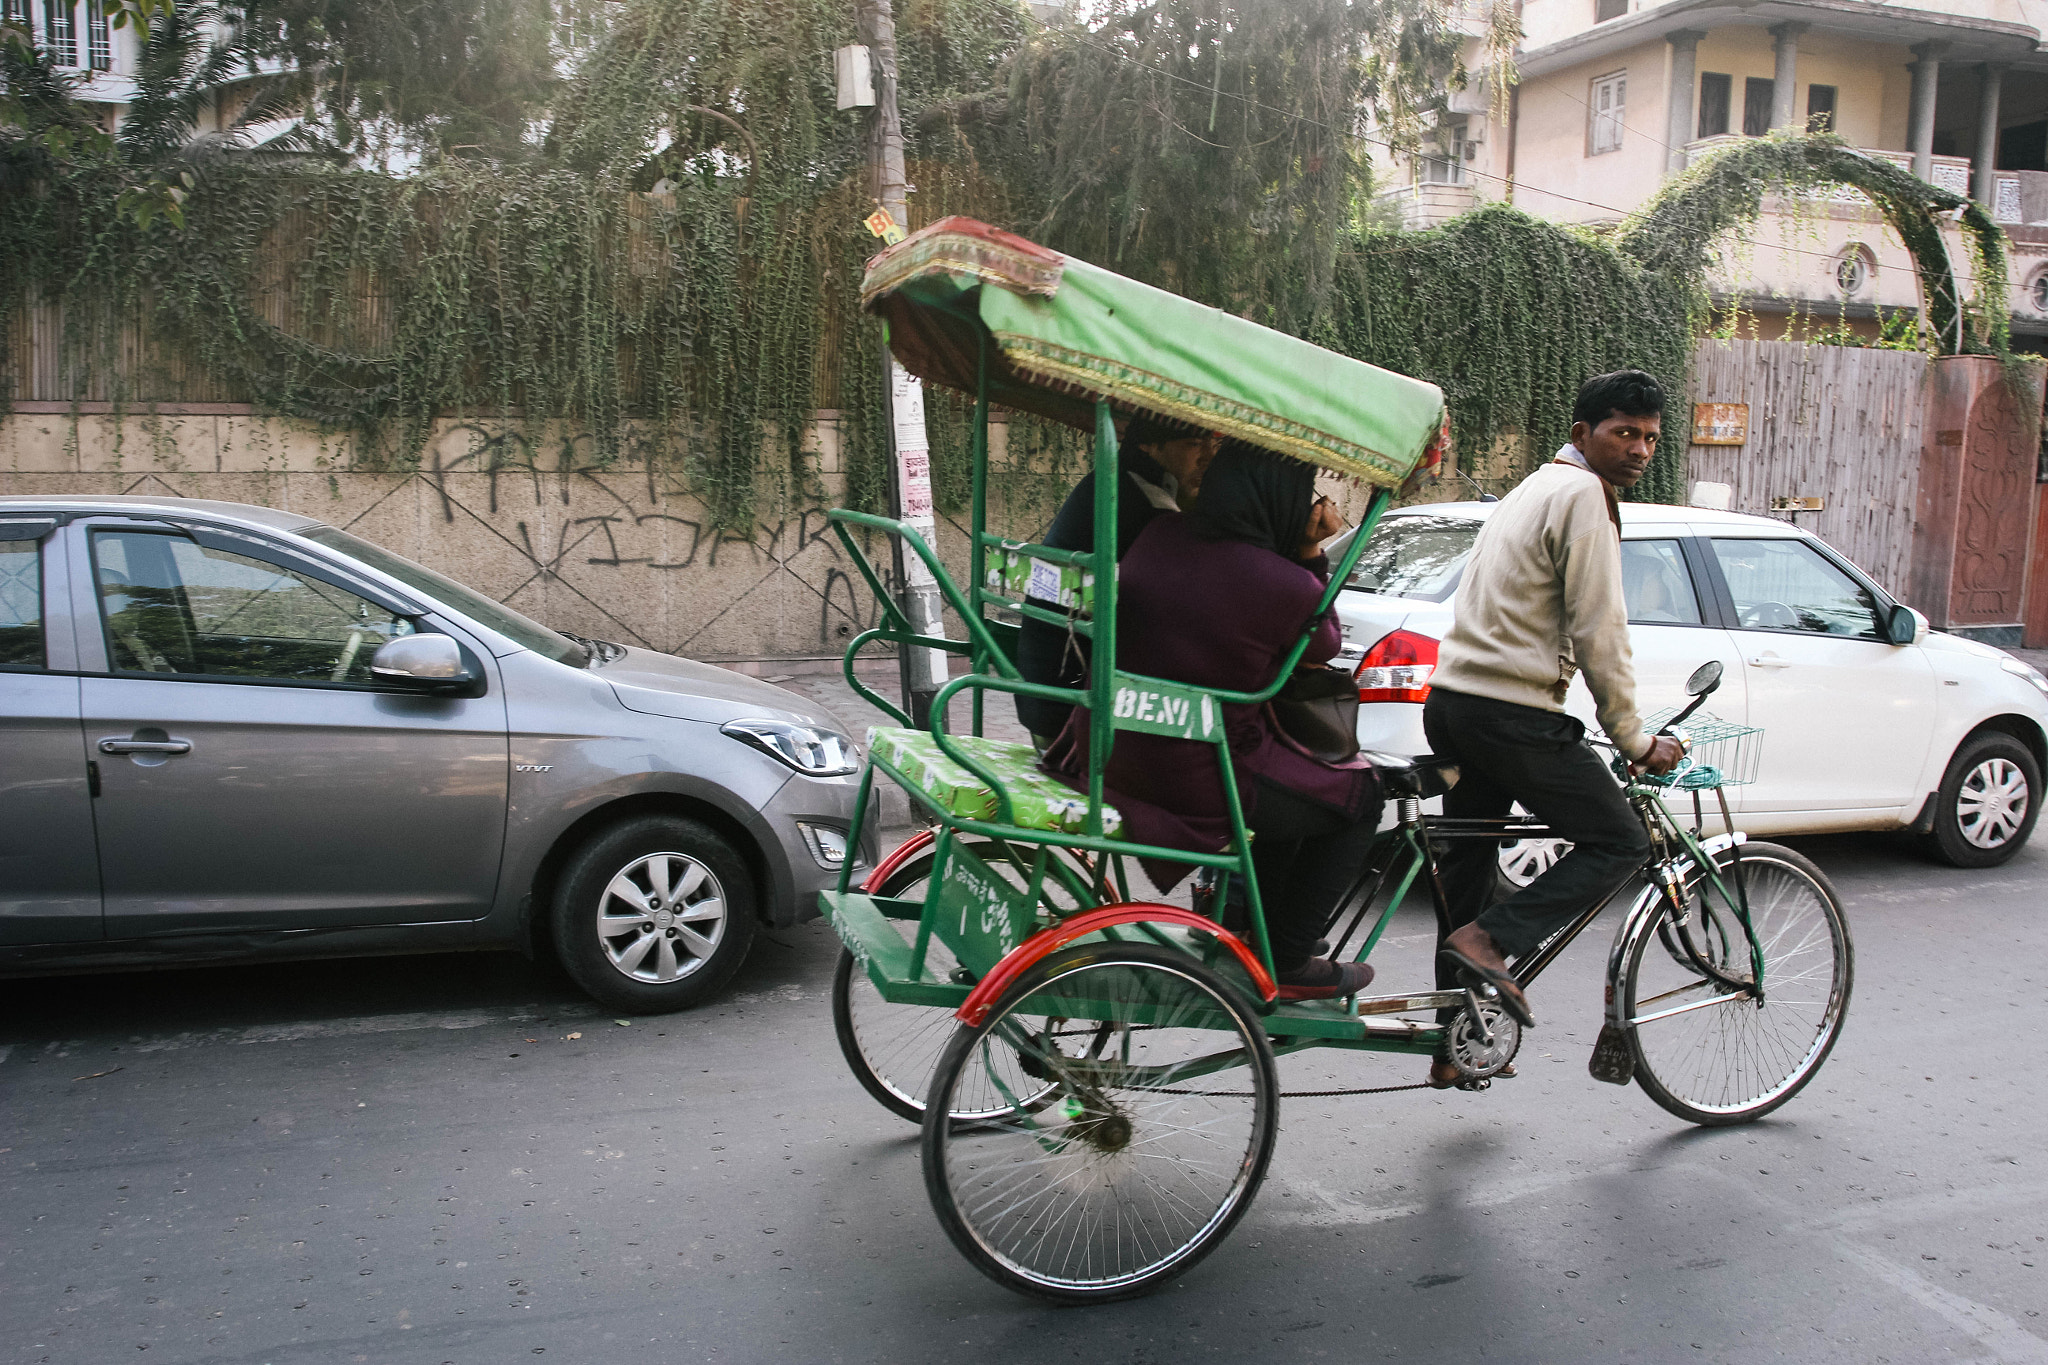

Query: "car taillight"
<box><xmin>1354</xmin><ymin>629</ymin><xmax>1438</xmax><ymax>703</ymax></box>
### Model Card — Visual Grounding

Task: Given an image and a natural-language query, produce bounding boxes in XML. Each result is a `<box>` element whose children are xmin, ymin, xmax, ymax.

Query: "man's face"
<box><xmin>1143</xmin><ymin>434</ymin><xmax>1222</xmax><ymax>500</ymax></box>
<box><xmin>1573</xmin><ymin>411</ymin><xmax>1661</xmax><ymax>488</ymax></box>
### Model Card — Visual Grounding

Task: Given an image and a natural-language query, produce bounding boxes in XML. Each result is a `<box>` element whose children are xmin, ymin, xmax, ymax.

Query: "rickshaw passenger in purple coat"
<box><xmin>1041</xmin><ymin>445</ymin><xmax>1380</xmax><ymax>1001</ymax></box>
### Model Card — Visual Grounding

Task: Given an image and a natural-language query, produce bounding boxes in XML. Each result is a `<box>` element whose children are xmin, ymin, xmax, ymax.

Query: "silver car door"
<box><xmin>0</xmin><ymin>516</ymin><xmax>102</xmax><ymax>945</ymax></box>
<box><xmin>75</xmin><ymin>518</ymin><xmax>510</xmax><ymax>935</ymax></box>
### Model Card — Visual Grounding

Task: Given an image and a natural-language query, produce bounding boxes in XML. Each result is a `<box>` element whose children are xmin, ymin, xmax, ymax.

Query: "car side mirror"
<box><xmin>1885</xmin><ymin>603</ymin><xmax>1926</xmax><ymax>646</ymax></box>
<box><xmin>370</xmin><ymin>633</ymin><xmax>484</xmax><ymax>696</ymax></box>
<box><xmin>1684</xmin><ymin>660</ymin><xmax>1724</xmax><ymax>697</ymax></box>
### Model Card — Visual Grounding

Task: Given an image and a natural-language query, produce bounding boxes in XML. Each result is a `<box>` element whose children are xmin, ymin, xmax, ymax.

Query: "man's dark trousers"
<box><xmin>1421</xmin><ymin>687</ymin><xmax>1650</xmax><ymax>992</ymax></box>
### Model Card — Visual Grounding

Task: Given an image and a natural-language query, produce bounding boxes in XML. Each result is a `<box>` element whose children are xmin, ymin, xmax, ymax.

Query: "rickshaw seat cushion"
<box><xmin>867</xmin><ymin>728</ymin><xmax>1125</xmax><ymax>837</ymax></box>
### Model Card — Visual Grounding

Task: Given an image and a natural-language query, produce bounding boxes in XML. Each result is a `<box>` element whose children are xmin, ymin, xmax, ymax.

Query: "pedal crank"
<box><xmin>1446</xmin><ymin>999</ymin><xmax>1521</xmax><ymax>1081</ymax></box>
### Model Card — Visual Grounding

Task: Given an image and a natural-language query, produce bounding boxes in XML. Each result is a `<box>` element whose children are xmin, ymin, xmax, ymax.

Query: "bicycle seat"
<box><xmin>1362</xmin><ymin>751</ymin><xmax>1460</xmax><ymax>800</ymax></box>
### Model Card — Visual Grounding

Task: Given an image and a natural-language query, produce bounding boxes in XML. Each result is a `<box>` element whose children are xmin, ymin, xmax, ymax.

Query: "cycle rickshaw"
<box><xmin>821</xmin><ymin>218</ymin><xmax>1853</xmax><ymax>1303</ymax></box>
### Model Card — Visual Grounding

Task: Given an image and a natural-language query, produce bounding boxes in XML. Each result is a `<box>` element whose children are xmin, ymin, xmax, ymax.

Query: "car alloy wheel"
<box><xmin>552</xmin><ymin>814</ymin><xmax>757</xmax><ymax>1012</ymax></box>
<box><xmin>1923</xmin><ymin>733</ymin><xmax>2042</xmax><ymax>870</ymax></box>
<box><xmin>597</xmin><ymin>851</ymin><xmax>728</xmax><ymax>984</ymax></box>
<box><xmin>1956</xmin><ymin>757</ymin><xmax>2030</xmax><ymax>851</ymax></box>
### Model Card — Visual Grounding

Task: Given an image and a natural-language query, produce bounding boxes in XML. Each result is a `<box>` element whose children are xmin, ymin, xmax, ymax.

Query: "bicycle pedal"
<box><xmin>1588</xmin><ymin>1023</ymin><xmax>1635</xmax><ymax>1086</ymax></box>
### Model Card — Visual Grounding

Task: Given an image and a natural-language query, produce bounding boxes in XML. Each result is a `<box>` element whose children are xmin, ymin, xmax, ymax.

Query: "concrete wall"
<box><xmin>0</xmin><ymin>404</ymin><xmax>1391</xmax><ymax>668</ymax></box>
<box><xmin>0</xmin><ymin>407</ymin><xmax>925</xmax><ymax>667</ymax></box>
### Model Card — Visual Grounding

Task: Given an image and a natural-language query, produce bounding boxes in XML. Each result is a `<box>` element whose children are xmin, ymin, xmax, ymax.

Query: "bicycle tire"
<box><xmin>1622</xmin><ymin>841</ymin><xmax>1852</xmax><ymax>1127</ymax></box>
<box><xmin>921</xmin><ymin>942</ymin><xmax>1279</xmax><ymax>1304</ymax></box>
<box><xmin>831</xmin><ymin>839</ymin><xmax>1089</xmax><ymax>1125</ymax></box>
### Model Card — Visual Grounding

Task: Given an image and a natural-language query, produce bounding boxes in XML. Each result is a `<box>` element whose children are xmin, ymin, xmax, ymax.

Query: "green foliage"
<box><xmin>1622</xmin><ymin>131</ymin><xmax>2010</xmax><ymax>357</ymax></box>
<box><xmin>1</xmin><ymin>0</ymin><xmax>2014</xmax><ymax>542</ymax></box>
<box><xmin>933</xmin><ymin>0</ymin><xmax>1469</xmax><ymax>336</ymax></box>
<box><xmin>1330</xmin><ymin>205</ymin><xmax>1693</xmax><ymax>503</ymax></box>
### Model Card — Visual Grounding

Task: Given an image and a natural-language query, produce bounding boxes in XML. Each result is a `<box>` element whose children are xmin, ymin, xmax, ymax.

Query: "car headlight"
<box><xmin>1999</xmin><ymin>657</ymin><xmax>2048</xmax><ymax>697</ymax></box>
<box><xmin>720</xmin><ymin>718</ymin><xmax>862</xmax><ymax>776</ymax></box>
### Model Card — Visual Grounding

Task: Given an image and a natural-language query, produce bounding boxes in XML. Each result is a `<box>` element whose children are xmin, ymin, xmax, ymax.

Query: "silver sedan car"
<box><xmin>0</xmin><ymin>495</ymin><xmax>870</xmax><ymax>1012</ymax></box>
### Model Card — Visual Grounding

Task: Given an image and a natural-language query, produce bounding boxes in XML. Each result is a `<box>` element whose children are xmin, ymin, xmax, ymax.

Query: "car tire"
<box><xmin>551</xmin><ymin>815</ymin><xmax>758</xmax><ymax>1013</ymax></box>
<box><xmin>1919</xmin><ymin>733</ymin><xmax>2041</xmax><ymax>869</ymax></box>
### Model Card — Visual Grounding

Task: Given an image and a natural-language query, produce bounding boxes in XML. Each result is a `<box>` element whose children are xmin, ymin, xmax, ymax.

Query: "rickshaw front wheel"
<box><xmin>921</xmin><ymin>942</ymin><xmax>1279</xmax><ymax>1304</ymax></box>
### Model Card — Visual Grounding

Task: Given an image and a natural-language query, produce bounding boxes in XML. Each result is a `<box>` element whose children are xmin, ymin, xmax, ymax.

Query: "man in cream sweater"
<box><xmin>1421</xmin><ymin>370</ymin><xmax>1683</xmax><ymax>1081</ymax></box>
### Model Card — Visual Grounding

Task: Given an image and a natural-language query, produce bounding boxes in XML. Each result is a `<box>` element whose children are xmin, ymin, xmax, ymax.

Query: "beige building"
<box><xmin>1378</xmin><ymin>0</ymin><xmax>2048</xmax><ymax>342</ymax></box>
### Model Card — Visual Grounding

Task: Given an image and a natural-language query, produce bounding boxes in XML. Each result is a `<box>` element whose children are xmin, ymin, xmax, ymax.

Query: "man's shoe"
<box><xmin>1275</xmin><ymin>957</ymin><xmax>1375</xmax><ymax>1001</ymax></box>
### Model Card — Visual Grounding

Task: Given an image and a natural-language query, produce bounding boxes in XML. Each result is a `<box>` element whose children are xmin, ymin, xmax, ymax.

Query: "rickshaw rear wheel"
<box><xmin>833</xmin><ymin>839</ymin><xmax>1095</xmax><ymax>1126</ymax></box>
<box><xmin>921</xmin><ymin>942</ymin><xmax>1279</xmax><ymax>1303</ymax></box>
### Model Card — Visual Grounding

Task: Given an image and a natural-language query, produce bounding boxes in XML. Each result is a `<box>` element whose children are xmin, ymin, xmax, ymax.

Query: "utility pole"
<box><xmin>854</xmin><ymin>0</ymin><xmax>948</xmax><ymax>727</ymax></box>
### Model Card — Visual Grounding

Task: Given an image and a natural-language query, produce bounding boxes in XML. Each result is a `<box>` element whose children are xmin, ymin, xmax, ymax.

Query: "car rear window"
<box><xmin>1339</xmin><ymin>515</ymin><xmax>1479</xmax><ymax>602</ymax></box>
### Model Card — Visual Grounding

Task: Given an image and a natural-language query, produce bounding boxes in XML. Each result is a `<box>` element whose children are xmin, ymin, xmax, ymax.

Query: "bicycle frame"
<box><xmin>1320</xmin><ymin>768</ymin><xmax>1767</xmax><ymax>1031</ymax></box>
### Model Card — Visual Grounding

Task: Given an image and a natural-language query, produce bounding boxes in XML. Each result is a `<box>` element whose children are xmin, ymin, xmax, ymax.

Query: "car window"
<box><xmin>1620</xmin><ymin>539</ymin><xmax>1702</xmax><ymax>624</ymax></box>
<box><xmin>93</xmin><ymin>529</ymin><xmax>416</xmax><ymax>684</ymax></box>
<box><xmin>1340</xmin><ymin>515</ymin><xmax>1478</xmax><ymax>601</ymax></box>
<box><xmin>296</xmin><ymin>525</ymin><xmax>589</xmax><ymax>666</ymax></box>
<box><xmin>0</xmin><ymin>540</ymin><xmax>42</xmax><ymax>669</ymax></box>
<box><xmin>1711</xmin><ymin>537</ymin><xmax>1884</xmax><ymax>638</ymax></box>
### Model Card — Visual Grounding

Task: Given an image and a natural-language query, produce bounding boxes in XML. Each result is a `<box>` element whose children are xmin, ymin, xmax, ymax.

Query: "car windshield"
<box><xmin>1336</xmin><ymin>514</ymin><xmax>1479</xmax><ymax>602</ymax></box>
<box><xmin>297</xmin><ymin>525</ymin><xmax>590</xmax><ymax>667</ymax></box>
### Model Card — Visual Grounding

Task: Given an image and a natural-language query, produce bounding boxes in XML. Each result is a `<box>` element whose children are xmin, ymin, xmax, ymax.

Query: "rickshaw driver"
<box><xmin>1420</xmin><ymin>370</ymin><xmax>1685</xmax><ymax>1084</ymax></box>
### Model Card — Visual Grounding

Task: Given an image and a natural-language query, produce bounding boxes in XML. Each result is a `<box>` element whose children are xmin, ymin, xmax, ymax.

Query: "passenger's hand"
<box><xmin>1299</xmin><ymin>496</ymin><xmax>1343</xmax><ymax>559</ymax></box>
<box><xmin>1633</xmin><ymin>733</ymin><xmax>1686</xmax><ymax>776</ymax></box>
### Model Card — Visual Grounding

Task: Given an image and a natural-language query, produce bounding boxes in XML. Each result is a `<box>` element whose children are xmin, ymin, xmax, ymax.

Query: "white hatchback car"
<box><xmin>1331</xmin><ymin>501</ymin><xmax>2048</xmax><ymax>869</ymax></box>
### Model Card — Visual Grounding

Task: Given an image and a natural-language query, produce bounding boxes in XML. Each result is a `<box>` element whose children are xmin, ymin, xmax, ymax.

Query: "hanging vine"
<box><xmin>0</xmin><ymin>0</ymin><xmax>2019</xmax><ymax>538</ymax></box>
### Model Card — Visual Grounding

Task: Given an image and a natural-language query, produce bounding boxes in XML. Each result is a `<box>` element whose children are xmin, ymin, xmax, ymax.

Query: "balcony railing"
<box><xmin>1684</xmin><ymin>135</ymin><xmax>2023</xmax><ymax>224</ymax></box>
<box><xmin>1374</xmin><ymin>181</ymin><xmax>1479</xmax><ymax>232</ymax></box>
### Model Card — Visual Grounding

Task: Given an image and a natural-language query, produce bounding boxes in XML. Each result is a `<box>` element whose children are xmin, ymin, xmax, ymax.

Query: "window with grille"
<box><xmin>2</xmin><ymin>0</ymin><xmax>29</xmax><ymax>30</ymax></box>
<box><xmin>46</xmin><ymin>0</ymin><xmax>77</xmax><ymax>65</ymax></box>
<box><xmin>1697</xmin><ymin>73</ymin><xmax>1731</xmax><ymax>138</ymax></box>
<box><xmin>1743</xmin><ymin>77</ymin><xmax>1775</xmax><ymax>136</ymax></box>
<box><xmin>1589</xmin><ymin>72</ymin><xmax>1626</xmax><ymax>155</ymax></box>
<box><xmin>86</xmin><ymin>0</ymin><xmax>109</xmax><ymax>69</ymax></box>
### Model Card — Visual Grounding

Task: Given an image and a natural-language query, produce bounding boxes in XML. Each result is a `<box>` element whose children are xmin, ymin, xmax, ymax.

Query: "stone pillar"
<box><xmin>1665</xmin><ymin>29</ymin><xmax>1706</xmax><ymax>177</ymax></box>
<box><xmin>1910</xmin><ymin>42</ymin><xmax>1948</xmax><ymax>182</ymax></box>
<box><xmin>1974</xmin><ymin>63</ymin><xmax>2005</xmax><ymax>207</ymax></box>
<box><xmin>1769</xmin><ymin>23</ymin><xmax>1807</xmax><ymax>130</ymax></box>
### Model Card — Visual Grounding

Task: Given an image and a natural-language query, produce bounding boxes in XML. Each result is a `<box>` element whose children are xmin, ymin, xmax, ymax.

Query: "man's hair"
<box><xmin>1572</xmin><ymin>370</ymin><xmax>1666</xmax><ymax>430</ymax></box>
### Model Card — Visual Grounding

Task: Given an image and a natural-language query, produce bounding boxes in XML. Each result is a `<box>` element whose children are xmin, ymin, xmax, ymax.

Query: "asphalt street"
<box><xmin>4</xmin><ymin>825</ymin><xmax>2045</xmax><ymax>1365</ymax></box>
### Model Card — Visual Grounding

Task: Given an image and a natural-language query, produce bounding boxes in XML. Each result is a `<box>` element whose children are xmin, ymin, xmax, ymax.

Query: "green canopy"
<box><xmin>862</xmin><ymin>217</ymin><xmax>1448</xmax><ymax>488</ymax></box>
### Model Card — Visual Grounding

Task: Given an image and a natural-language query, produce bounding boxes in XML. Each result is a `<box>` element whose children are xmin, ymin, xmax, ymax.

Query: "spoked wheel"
<box><xmin>832</xmin><ymin>838</ymin><xmax>1095</xmax><ymax>1125</ymax></box>
<box><xmin>921</xmin><ymin>943</ymin><xmax>1279</xmax><ymax>1303</ymax></box>
<box><xmin>1623</xmin><ymin>841</ymin><xmax>1852</xmax><ymax>1126</ymax></box>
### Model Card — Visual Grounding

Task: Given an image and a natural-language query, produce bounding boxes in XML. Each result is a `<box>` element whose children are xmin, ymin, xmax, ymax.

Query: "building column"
<box><xmin>1974</xmin><ymin>63</ymin><xmax>2006</xmax><ymax>207</ymax></box>
<box><xmin>1910</xmin><ymin>41</ymin><xmax>1948</xmax><ymax>182</ymax></box>
<box><xmin>1665</xmin><ymin>29</ymin><xmax>1706</xmax><ymax>176</ymax></box>
<box><xmin>1770</xmin><ymin>23</ymin><xmax>1808</xmax><ymax>130</ymax></box>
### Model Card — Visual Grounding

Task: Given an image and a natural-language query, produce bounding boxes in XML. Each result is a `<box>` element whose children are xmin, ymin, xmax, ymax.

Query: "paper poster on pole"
<box><xmin>887</xmin><ymin>359</ymin><xmax>949</xmax><ymax>691</ymax></box>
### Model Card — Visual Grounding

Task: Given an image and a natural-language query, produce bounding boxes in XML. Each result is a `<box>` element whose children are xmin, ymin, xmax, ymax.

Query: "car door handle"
<box><xmin>1746</xmin><ymin>654</ymin><xmax>1791</xmax><ymax>669</ymax></box>
<box><xmin>99</xmin><ymin>737</ymin><xmax>192</xmax><ymax>755</ymax></box>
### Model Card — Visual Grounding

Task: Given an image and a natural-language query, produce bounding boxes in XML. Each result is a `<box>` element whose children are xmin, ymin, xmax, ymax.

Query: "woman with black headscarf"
<box><xmin>1040</xmin><ymin>444</ymin><xmax>1382</xmax><ymax>1000</ymax></box>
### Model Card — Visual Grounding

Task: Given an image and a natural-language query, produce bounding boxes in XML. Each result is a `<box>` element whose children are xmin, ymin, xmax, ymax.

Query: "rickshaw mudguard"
<box><xmin>955</xmin><ymin>904</ymin><xmax>1279</xmax><ymax>1027</ymax></box>
<box><xmin>860</xmin><ymin>828</ymin><xmax>939</xmax><ymax>895</ymax></box>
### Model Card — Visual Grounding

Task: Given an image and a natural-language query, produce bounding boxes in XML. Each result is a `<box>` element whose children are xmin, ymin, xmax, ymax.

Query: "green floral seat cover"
<box><xmin>867</xmin><ymin>728</ymin><xmax>1123</xmax><ymax>837</ymax></box>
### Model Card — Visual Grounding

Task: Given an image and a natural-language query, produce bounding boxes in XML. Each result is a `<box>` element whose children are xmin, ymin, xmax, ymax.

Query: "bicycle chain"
<box><xmin>1156</xmin><ymin>1081</ymin><xmax>1433</xmax><ymax>1097</ymax></box>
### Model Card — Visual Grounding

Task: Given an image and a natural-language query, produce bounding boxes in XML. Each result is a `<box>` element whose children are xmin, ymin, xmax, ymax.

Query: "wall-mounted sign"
<box><xmin>1770</xmin><ymin>496</ymin><xmax>1825</xmax><ymax>513</ymax></box>
<box><xmin>1692</xmin><ymin>402</ymin><xmax>1749</xmax><ymax>445</ymax></box>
